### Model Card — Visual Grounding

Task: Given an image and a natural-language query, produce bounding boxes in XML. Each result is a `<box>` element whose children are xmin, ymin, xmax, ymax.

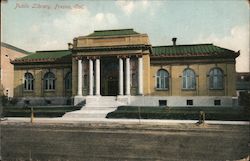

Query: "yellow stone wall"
<box><xmin>76</xmin><ymin>34</ymin><xmax>150</xmax><ymax>47</ymax></box>
<box><xmin>14</xmin><ymin>65</ymin><xmax>71</xmax><ymax>97</ymax></box>
<box><xmin>14</xmin><ymin>60</ymin><xmax>237</xmax><ymax>97</ymax></box>
<box><xmin>149</xmin><ymin>63</ymin><xmax>237</xmax><ymax>96</ymax></box>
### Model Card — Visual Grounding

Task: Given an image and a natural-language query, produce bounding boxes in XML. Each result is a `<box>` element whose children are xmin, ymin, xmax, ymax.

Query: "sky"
<box><xmin>1</xmin><ymin>0</ymin><xmax>249</xmax><ymax>72</ymax></box>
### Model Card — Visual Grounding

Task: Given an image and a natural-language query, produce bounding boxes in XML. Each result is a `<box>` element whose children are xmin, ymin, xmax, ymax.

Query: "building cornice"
<box><xmin>73</xmin><ymin>44</ymin><xmax>151</xmax><ymax>52</ymax></box>
<box><xmin>151</xmin><ymin>57</ymin><xmax>236</xmax><ymax>65</ymax></box>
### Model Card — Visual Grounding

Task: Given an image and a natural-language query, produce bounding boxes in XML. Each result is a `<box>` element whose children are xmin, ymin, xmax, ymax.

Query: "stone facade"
<box><xmin>149</xmin><ymin>63</ymin><xmax>236</xmax><ymax>96</ymax></box>
<box><xmin>13</xmin><ymin>65</ymin><xmax>71</xmax><ymax>97</ymax></box>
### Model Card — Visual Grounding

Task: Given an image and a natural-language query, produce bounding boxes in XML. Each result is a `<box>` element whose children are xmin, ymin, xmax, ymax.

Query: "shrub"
<box><xmin>9</xmin><ymin>97</ymin><xmax>18</xmax><ymax>105</ymax></box>
<box><xmin>1</xmin><ymin>95</ymin><xmax>8</xmax><ymax>106</ymax></box>
<box><xmin>106</xmin><ymin>106</ymin><xmax>250</xmax><ymax>121</ymax></box>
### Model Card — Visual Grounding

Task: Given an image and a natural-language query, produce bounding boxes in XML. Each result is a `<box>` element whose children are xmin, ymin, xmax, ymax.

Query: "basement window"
<box><xmin>45</xmin><ymin>100</ymin><xmax>51</xmax><ymax>105</ymax></box>
<box><xmin>24</xmin><ymin>100</ymin><xmax>30</xmax><ymax>106</ymax></box>
<box><xmin>159</xmin><ymin>100</ymin><xmax>167</xmax><ymax>106</ymax></box>
<box><xmin>214</xmin><ymin>100</ymin><xmax>221</xmax><ymax>106</ymax></box>
<box><xmin>187</xmin><ymin>100</ymin><xmax>193</xmax><ymax>106</ymax></box>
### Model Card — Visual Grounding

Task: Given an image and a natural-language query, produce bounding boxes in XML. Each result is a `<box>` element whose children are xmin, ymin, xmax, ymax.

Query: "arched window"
<box><xmin>65</xmin><ymin>72</ymin><xmax>72</xmax><ymax>90</ymax></box>
<box><xmin>156</xmin><ymin>69</ymin><xmax>169</xmax><ymax>89</ymax></box>
<box><xmin>24</xmin><ymin>72</ymin><xmax>34</xmax><ymax>91</ymax></box>
<box><xmin>209</xmin><ymin>68</ymin><xmax>224</xmax><ymax>89</ymax></box>
<box><xmin>183</xmin><ymin>68</ymin><xmax>196</xmax><ymax>89</ymax></box>
<box><xmin>44</xmin><ymin>72</ymin><xmax>55</xmax><ymax>90</ymax></box>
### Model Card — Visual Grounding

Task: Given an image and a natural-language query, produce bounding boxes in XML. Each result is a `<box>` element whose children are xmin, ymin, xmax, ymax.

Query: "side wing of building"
<box><xmin>1</xmin><ymin>42</ymin><xmax>30</xmax><ymax>97</ymax></box>
<box><xmin>12</xmin><ymin>50</ymin><xmax>72</xmax><ymax>105</ymax></box>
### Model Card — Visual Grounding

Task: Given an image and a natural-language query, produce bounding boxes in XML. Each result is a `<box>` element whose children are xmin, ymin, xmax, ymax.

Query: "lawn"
<box><xmin>106</xmin><ymin>106</ymin><xmax>250</xmax><ymax>121</ymax></box>
<box><xmin>2</xmin><ymin>106</ymin><xmax>82</xmax><ymax>117</ymax></box>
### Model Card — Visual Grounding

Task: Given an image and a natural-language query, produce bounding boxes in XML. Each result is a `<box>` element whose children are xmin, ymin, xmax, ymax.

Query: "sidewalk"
<box><xmin>1</xmin><ymin>117</ymin><xmax>249</xmax><ymax>125</ymax></box>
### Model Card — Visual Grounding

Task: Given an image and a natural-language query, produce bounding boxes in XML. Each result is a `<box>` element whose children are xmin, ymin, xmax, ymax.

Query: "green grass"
<box><xmin>106</xmin><ymin>106</ymin><xmax>250</xmax><ymax>121</ymax></box>
<box><xmin>2</xmin><ymin>106</ymin><xmax>82</xmax><ymax>117</ymax></box>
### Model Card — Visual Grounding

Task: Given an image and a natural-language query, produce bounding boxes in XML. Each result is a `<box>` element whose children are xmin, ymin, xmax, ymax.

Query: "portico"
<box><xmin>76</xmin><ymin>55</ymin><xmax>144</xmax><ymax>97</ymax></box>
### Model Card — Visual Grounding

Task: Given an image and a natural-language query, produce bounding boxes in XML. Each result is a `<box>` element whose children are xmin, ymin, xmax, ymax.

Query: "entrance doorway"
<box><xmin>101</xmin><ymin>57</ymin><xmax>119</xmax><ymax>96</ymax></box>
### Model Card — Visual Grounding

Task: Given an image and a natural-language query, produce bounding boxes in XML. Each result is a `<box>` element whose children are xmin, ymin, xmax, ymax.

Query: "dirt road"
<box><xmin>0</xmin><ymin>122</ymin><xmax>249</xmax><ymax>161</ymax></box>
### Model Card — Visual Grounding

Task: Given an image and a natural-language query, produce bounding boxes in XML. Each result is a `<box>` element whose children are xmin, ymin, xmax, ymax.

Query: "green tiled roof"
<box><xmin>1</xmin><ymin>42</ymin><xmax>31</xmax><ymax>55</ymax></box>
<box><xmin>151</xmin><ymin>44</ymin><xmax>238</xmax><ymax>57</ymax></box>
<box><xmin>13</xmin><ymin>50</ymin><xmax>71</xmax><ymax>63</ymax></box>
<box><xmin>86</xmin><ymin>29</ymin><xmax>139</xmax><ymax>37</ymax></box>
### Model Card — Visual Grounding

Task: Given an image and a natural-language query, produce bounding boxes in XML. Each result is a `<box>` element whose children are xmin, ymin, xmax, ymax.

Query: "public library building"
<box><xmin>12</xmin><ymin>29</ymin><xmax>239</xmax><ymax>107</ymax></box>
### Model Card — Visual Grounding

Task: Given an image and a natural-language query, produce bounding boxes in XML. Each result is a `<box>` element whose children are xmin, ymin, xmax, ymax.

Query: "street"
<box><xmin>0</xmin><ymin>121</ymin><xmax>249</xmax><ymax>161</ymax></box>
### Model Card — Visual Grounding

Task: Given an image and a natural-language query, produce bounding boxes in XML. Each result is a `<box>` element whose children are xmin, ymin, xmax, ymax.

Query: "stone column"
<box><xmin>125</xmin><ymin>57</ymin><xmax>130</xmax><ymax>95</ymax></box>
<box><xmin>89</xmin><ymin>59</ymin><xmax>93</xmax><ymax>96</ymax></box>
<box><xmin>138</xmin><ymin>56</ymin><xmax>143</xmax><ymax>95</ymax></box>
<box><xmin>77</xmin><ymin>59</ymin><xmax>82</xmax><ymax>96</ymax></box>
<box><xmin>95</xmin><ymin>58</ymin><xmax>100</xmax><ymax>96</ymax></box>
<box><xmin>119</xmin><ymin>58</ymin><xmax>124</xmax><ymax>95</ymax></box>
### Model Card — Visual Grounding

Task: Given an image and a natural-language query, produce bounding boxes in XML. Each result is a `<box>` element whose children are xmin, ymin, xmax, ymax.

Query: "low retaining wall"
<box><xmin>130</xmin><ymin>96</ymin><xmax>238</xmax><ymax>107</ymax></box>
<box><xmin>14</xmin><ymin>97</ymin><xmax>72</xmax><ymax>106</ymax></box>
<box><xmin>13</xmin><ymin>96</ymin><xmax>238</xmax><ymax>107</ymax></box>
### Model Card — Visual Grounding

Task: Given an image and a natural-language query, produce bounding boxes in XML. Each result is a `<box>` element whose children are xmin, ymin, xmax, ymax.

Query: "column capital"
<box><xmin>135</xmin><ymin>54</ymin><xmax>143</xmax><ymax>58</ymax></box>
<box><xmin>117</xmin><ymin>55</ymin><xmax>128</xmax><ymax>59</ymax></box>
<box><xmin>87</xmin><ymin>56</ymin><xmax>100</xmax><ymax>60</ymax></box>
<box><xmin>74</xmin><ymin>56</ymin><xmax>82</xmax><ymax>60</ymax></box>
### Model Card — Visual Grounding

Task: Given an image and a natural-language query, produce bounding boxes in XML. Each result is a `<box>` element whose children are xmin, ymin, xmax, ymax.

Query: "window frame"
<box><xmin>214</xmin><ymin>100</ymin><xmax>221</xmax><ymax>106</ymax></box>
<box><xmin>155</xmin><ymin>69</ymin><xmax>169</xmax><ymax>90</ymax></box>
<box><xmin>44</xmin><ymin>72</ymin><xmax>56</xmax><ymax>91</ymax></box>
<box><xmin>209</xmin><ymin>68</ymin><xmax>224</xmax><ymax>90</ymax></box>
<box><xmin>65</xmin><ymin>72</ymin><xmax>72</xmax><ymax>91</ymax></box>
<box><xmin>24</xmin><ymin>72</ymin><xmax>34</xmax><ymax>91</ymax></box>
<box><xmin>182</xmin><ymin>68</ymin><xmax>196</xmax><ymax>90</ymax></box>
<box><xmin>187</xmin><ymin>99</ymin><xmax>193</xmax><ymax>106</ymax></box>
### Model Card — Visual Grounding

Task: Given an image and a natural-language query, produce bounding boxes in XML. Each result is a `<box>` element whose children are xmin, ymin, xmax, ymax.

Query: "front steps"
<box><xmin>63</xmin><ymin>96</ymin><xmax>128</xmax><ymax>118</ymax></box>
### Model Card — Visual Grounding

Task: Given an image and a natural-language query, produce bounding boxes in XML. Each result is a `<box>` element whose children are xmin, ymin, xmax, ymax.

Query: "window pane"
<box><xmin>183</xmin><ymin>76</ymin><xmax>186</xmax><ymax>88</ymax></box>
<box><xmin>209</xmin><ymin>68</ymin><xmax>223</xmax><ymax>89</ymax></box>
<box><xmin>53</xmin><ymin>80</ymin><xmax>55</xmax><ymax>89</ymax></box>
<box><xmin>165</xmin><ymin>77</ymin><xmax>168</xmax><ymax>89</ymax></box>
<box><xmin>24</xmin><ymin>80</ymin><xmax>27</xmax><ymax>89</ymax></box>
<box><xmin>31</xmin><ymin>80</ymin><xmax>34</xmax><ymax>90</ymax></box>
<box><xmin>157</xmin><ymin>70</ymin><xmax>169</xmax><ymax>89</ymax></box>
<box><xmin>157</xmin><ymin>77</ymin><xmax>160</xmax><ymax>88</ymax></box>
<box><xmin>24</xmin><ymin>73</ymin><xmax>34</xmax><ymax>90</ymax></box>
<box><xmin>183</xmin><ymin>69</ymin><xmax>195</xmax><ymax>89</ymax></box>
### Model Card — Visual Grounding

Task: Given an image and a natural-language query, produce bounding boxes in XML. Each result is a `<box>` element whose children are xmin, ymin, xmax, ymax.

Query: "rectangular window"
<box><xmin>24</xmin><ymin>100</ymin><xmax>30</xmax><ymax>105</ymax></box>
<box><xmin>214</xmin><ymin>100</ymin><xmax>221</xmax><ymax>106</ymax></box>
<box><xmin>187</xmin><ymin>100</ymin><xmax>193</xmax><ymax>106</ymax></box>
<box><xmin>159</xmin><ymin>100</ymin><xmax>167</xmax><ymax>106</ymax></box>
<box><xmin>45</xmin><ymin>100</ymin><xmax>51</xmax><ymax>105</ymax></box>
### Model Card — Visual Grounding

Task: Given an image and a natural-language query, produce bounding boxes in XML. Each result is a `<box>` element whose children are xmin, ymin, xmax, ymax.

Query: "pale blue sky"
<box><xmin>1</xmin><ymin>0</ymin><xmax>249</xmax><ymax>72</ymax></box>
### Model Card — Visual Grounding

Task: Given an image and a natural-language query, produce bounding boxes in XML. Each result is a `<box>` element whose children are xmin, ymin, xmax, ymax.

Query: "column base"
<box><xmin>85</xmin><ymin>95</ymin><xmax>101</xmax><ymax>106</ymax></box>
<box><xmin>73</xmin><ymin>95</ymin><xmax>85</xmax><ymax>106</ymax></box>
<box><xmin>117</xmin><ymin>95</ymin><xmax>130</xmax><ymax>104</ymax></box>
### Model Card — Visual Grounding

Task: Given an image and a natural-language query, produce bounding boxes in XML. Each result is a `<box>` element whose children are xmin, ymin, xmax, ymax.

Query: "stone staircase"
<box><xmin>63</xmin><ymin>96</ymin><xmax>126</xmax><ymax>118</ymax></box>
